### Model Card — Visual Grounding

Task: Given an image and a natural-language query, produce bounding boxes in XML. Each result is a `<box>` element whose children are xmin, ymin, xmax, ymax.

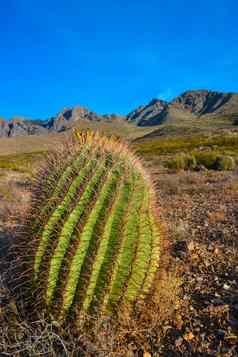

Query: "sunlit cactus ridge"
<box><xmin>16</xmin><ymin>131</ymin><xmax>161</xmax><ymax>320</ymax></box>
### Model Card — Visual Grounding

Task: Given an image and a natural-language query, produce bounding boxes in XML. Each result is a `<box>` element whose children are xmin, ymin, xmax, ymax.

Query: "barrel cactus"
<box><xmin>13</xmin><ymin>131</ymin><xmax>161</xmax><ymax>322</ymax></box>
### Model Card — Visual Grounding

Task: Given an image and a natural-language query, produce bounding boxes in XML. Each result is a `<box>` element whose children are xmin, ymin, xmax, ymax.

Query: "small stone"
<box><xmin>217</xmin><ymin>329</ymin><xmax>226</xmax><ymax>338</ymax></box>
<box><xmin>143</xmin><ymin>352</ymin><xmax>152</xmax><ymax>357</ymax></box>
<box><xmin>175</xmin><ymin>337</ymin><xmax>183</xmax><ymax>347</ymax></box>
<box><xmin>223</xmin><ymin>283</ymin><xmax>230</xmax><ymax>290</ymax></box>
<box><xmin>184</xmin><ymin>331</ymin><xmax>195</xmax><ymax>341</ymax></box>
<box><xmin>188</xmin><ymin>241</ymin><xmax>195</xmax><ymax>251</ymax></box>
<box><xmin>212</xmin><ymin>298</ymin><xmax>224</xmax><ymax>305</ymax></box>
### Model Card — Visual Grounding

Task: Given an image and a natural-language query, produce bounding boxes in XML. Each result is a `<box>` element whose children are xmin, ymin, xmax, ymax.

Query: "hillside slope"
<box><xmin>0</xmin><ymin>106</ymin><xmax>125</xmax><ymax>138</ymax></box>
<box><xmin>1</xmin><ymin>89</ymin><xmax>238</xmax><ymax>138</ymax></box>
<box><xmin>171</xmin><ymin>90</ymin><xmax>238</xmax><ymax>116</ymax></box>
<box><xmin>127</xmin><ymin>90</ymin><xmax>238</xmax><ymax>127</ymax></box>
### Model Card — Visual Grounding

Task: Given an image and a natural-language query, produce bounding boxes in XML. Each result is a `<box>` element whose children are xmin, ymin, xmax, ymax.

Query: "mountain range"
<box><xmin>1</xmin><ymin>90</ymin><xmax>238</xmax><ymax>138</ymax></box>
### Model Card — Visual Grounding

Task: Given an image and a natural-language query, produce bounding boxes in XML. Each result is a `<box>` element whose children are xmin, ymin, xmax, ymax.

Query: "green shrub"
<box><xmin>12</xmin><ymin>131</ymin><xmax>161</xmax><ymax>322</ymax></box>
<box><xmin>216</xmin><ymin>155</ymin><xmax>235</xmax><ymax>170</ymax></box>
<box><xmin>233</xmin><ymin>117</ymin><xmax>238</xmax><ymax>125</ymax></box>
<box><xmin>194</xmin><ymin>152</ymin><xmax>236</xmax><ymax>171</ymax></box>
<box><xmin>166</xmin><ymin>154</ymin><xmax>197</xmax><ymax>171</ymax></box>
<box><xmin>166</xmin><ymin>154</ymin><xmax>186</xmax><ymax>171</ymax></box>
<box><xmin>183</xmin><ymin>155</ymin><xmax>197</xmax><ymax>170</ymax></box>
<box><xmin>166</xmin><ymin>152</ymin><xmax>236</xmax><ymax>171</ymax></box>
<box><xmin>194</xmin><ymin>151</ymin><xmax>219</xmax><ymax>170</ymax></box>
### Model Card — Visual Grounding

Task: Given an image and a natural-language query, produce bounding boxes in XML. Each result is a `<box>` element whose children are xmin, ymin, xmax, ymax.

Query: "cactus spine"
<box><xmin>15</xmin><ymin>131</ymin><xmax>161</xmax><ymax>321</ymax></box>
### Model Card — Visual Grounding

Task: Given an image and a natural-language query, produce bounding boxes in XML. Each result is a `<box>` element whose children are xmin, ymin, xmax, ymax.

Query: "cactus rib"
<box><xmin>46</xmin><ymin>158</ymin><xmax>110</xmax><ymax>305</ymax></box>
<box><xmin>124</xmin><ymin>188</ymin><xmax>152</xmax><ymax>302</ymax></box>
<box><xmin>141</xmin><ymin>207</ymin><xmax>160</xmax><ymax>295</ymax></box>
<box><xmin>62</xmin><ymin>165</ymin><xmax>121</xmax><ymax>315</ymax></box>
<box><xmin>103</xmin><ymin>173</ymin><xmax>145</xmax><ymax>310</ymax></box>
<box><xmin>34</xmin><ymin>155</ymin><xmax>98</xmax><ymax>278</ymax></box>
<box><xmin>82</xmin><ymin>175</ymin><xmax>132</xmax><ymax>312</ymax></box>
<box><xmin>31</xmin><ymin>145</ymin><xmax>92</xmax><ymax>234</ymax></box>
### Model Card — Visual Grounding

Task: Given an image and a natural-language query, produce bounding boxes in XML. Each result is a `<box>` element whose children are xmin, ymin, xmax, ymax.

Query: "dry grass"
<box><xmin>0</xmin><ymin>133</ymin><xmax>66</xmax><ymax>156</ymax></box>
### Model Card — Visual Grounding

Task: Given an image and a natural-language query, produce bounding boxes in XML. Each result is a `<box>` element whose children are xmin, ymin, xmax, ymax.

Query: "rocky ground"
<box><xmin>154</xmin><ymin>169</ymin><xmax>238</xmax><ymax>356</ymax></box>
<box><xmin>0</xmin><ymin>167</ymin><xmax>238</xmax><ymax>356</ymax></box>
<box><xmin>0</xmin><ymin>169</ymin><xmax>30</xmax><ymax>236</ymax></box>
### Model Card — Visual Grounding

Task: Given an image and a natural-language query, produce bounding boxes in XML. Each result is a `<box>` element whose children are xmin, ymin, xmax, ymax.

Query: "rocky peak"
<box><xmin>148</xmin><ymin>98</ymin><xmax>167</xmax><ymax>107</ymax></box>
<box><xmin>0</xmin><ymin>118</ymin><xmax>9</xmax><ymax>137</ymax></box>
<box><xmin>127</xmin><ymin>98</ymin><xmax>168</xmax><ymax>126</ymax></box>
<box><xmin>50</xmin><ymin>105</ymin><xmax>101</xmax><ymax>132</ymax></box>
<box><xmin>171</xmin><ymin>90</ymin><xmax>235</xmax><ymax>115</ymax></box>
<box><xmin>1</xmin><ymin>89</ymin><xmax>238</xmax><ymax>138</ymax></box>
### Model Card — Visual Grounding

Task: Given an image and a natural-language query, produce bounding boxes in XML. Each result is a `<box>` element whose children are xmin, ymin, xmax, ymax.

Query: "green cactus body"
<box><xmin>82</xmin><ymin>177</ymin><xmax>131</xmax><ymax>312</ymax></box>
<box><xmin>19</xmin><ymin>132</ymin><xmax>161</xmax><ymax>320</ymax></box>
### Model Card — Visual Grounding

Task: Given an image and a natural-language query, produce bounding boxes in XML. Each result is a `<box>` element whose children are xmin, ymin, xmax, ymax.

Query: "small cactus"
<box><xmin>14</xmin><ymin>131</ymin><xmax>161</xmax><ymax>321</ymax></box>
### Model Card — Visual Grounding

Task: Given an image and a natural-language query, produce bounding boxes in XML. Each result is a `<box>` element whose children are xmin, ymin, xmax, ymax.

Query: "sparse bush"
<box><xmin>183</xmin><ymin>154</ymin><xmax>197</xmax><ymax>170</ymax></box>
<box><xmin>10</xmin><ymin>131</ymin><xmax>161</xmax><ymax>325</ymax></box>
<box><xmin>166</xmin><ymin>154</ymin><xmax>197</xmax><ymax>171</ymax></box>
<box><xmin>194</xmin><ymin>152</ymin><xmax>236</xmax><ymax>171</ymax></box>
<box><xmin>165</xmin><ymin>152</ymin><xmax>236</xmax><ymax>171</ymax></box>
<box><xmin>166</xmin><ymin>154</ymin><xmax>186</xmax><ymax>171</ymax></box>
<box><xmin>194</xmin><ymin>151</ymin><xmax>219</xmax><ymax>170</ymax></box>
<box><xmin>233</xmin><ymin>117</ymin><xmax>238</xmax><ymax>125</ymax></box>
<box><xmin>216</xmin><ymin>155</ymin><xmax>235</xmax><ymax>171</ymax></box>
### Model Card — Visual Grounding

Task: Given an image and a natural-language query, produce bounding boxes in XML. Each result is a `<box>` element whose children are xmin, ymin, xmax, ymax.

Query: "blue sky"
<box><xmin>0</xmin><ymin>0</ymin><xmax>237</xmax><ymax>119</ymax></box>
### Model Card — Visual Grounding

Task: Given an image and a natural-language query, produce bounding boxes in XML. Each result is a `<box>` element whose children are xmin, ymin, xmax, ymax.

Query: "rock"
<box><xmin>0</xmin><ymin>118</ymin><xmax>10</xmax><ymax>137</ymax></box>
<box><xmin>171</xmin><ymin>90</ymin><xmax>238</xmax><ymax>116</ymax></box>
<box><xmin>1</xmin><ymin>89</ymin><xmax>238</xmax><ymax>138</ymax></box>
<box><xmin>223</xmin><ymin>283</ymin><xmax>230</xmax><ymax>290</ymax></box>
<box><xmin>188</xmin><ymin>241</ymin><xmax>195</xmax><ymax>251</ymax></box>
<box><xmin>143</xmin><ymin>352</ymin><xmax>152</xmax><ymax>357</ymax></box>
<box><xmin>175</xmin><ymin>337</ymin><xmax>183</xmax><ymax>347</ymax></box>
<box><xmin>0</xmin><ymin>117</ymin><xmax>48</xmax><ymax>137</ymax></box>
<box><xmin>183</xmin><ymin>331</ymin><xmax>195</xmax><ymax>341</ymax></box>
<box><xmin>127</xmin><ymin>98</ymin><xmax>168</xmax><ymax>126</ymax></box>
<box><xmin>172</xmin><ymin>240</ymin><xmax>188</xmax><ymax>259</ymax></box>
<box><xmin>217</xmin><ymin>329</ymin><xmax>226</xmax><ymax>338</ymax></box>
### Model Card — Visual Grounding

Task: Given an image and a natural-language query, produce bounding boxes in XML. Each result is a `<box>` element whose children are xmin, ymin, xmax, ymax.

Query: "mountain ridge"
<box><xmin>1</xmin><ymin>89</ymin><xmax>238</xmax><ymax>138</ymax></box>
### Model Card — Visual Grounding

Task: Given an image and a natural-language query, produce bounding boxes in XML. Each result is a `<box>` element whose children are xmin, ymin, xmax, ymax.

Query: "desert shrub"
<box><xmin>194</xmin><ymin>151</ymin><xmax>219</xmax><ymax>170</ymax></box>
<box><xmin>0</xmin><ymin>151</ymin><xmax>45</xmax><ymax>173</ymax></box>
<box><xmin>233</xmin><ymin>117</ymin><xmax>238</xmax><ymax>125</ymax></box>
<box><xmin>166</xmin><ymin>154</ymin><xmax>186</xmax><ymax>171</ymax></box>
<box><xmin>166</xmin><ymin>152</ymin><xmax>236</xmax><ymax>171</ymax></box>
<box><xmin>183</xmin><ymin>155</ymin><xmax>197</xmax><ymax>170</ymax></box>
<box><xmin>9</xmin><ymin>131</ymin><xmax>161</xmax><ymax>326</ymax></box>
<box><xmin>194</xmin><ymin>152</ymin><xmax>235</xmax><ymax>171</ymax></box>
<box><xmin>215</xmin><ymin>155</ymin><xmax>235</xmax><ymax>171</ymax></box>
<box><xmin>166</xmin><ymin>154</ymin><xmax>196</xmax><ymax>171</ymax></box>
<box><xmin>134</xmin><ymin>133</ymin><xmax>238</xmax><ymax>158</ymax></box>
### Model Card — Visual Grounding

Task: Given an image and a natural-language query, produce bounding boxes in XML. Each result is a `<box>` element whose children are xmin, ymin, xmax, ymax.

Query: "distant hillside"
<box><xmin>127</xmin><ymin>90</ymin><xmax>238</xmax><ymax>126</ymax></box>
<box><xmin>1</xmin><ymin>90</ymin><xmax>238</xmax><ymax>138</ymax></box>
<box><xmin>0</xmin><ymin>106</ymin><xmax>124</xmax><ymax>138</ymax></box>
<box><xmin>127</xmin><ymin>98</ymin><xmax>168</xmax><ymax>126</ymax></box>
<box><xmin>171</xmin><ymin>90</ymin><xmax>238</xmax><ymax>116</ymax></box>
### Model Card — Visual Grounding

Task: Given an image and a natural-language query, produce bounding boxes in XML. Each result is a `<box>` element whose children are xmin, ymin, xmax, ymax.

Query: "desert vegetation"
<box><xmin>0</xmin><ymin>132</ymin><xmax>177</xmax><ymax>356</ymax></box>
<box><xmin>0</xmin><ymin>128</ymin><xmax>238</xmax><ymax>356</ymax></box>
<box><xmin>13</xmin><ymin>131</ymin><xmax>161</xmax><ymax>318</ymax></box>
<box><xmin>165</xmin><ymin>152</ymin><xmax>236</xmax><ymax>171</ymax></box>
